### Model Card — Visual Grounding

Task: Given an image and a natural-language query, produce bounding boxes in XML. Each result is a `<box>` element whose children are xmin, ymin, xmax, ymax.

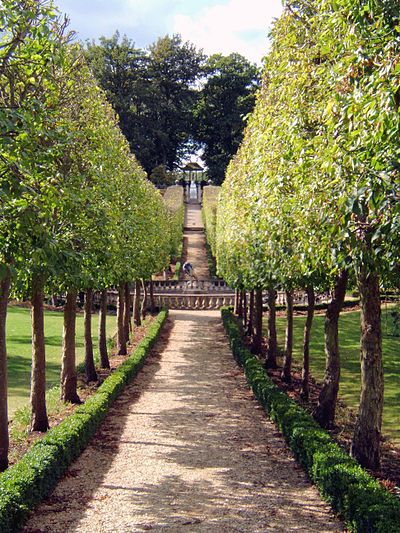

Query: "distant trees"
<box><xmin>84</xmin><ymin>33</ymin><xmax>205</xmax><ymax>175</ymax></box>
<box><xmin>194</xmin><ymin>53</ymin><xmax>259</xmax><ymax>184</ymax></box>
<box><xmin>84</xmin><ymin>35</ymin><xmax>259</xmax><ymax>182</ymax></box>
<box><xmin>163</xmin><ymin>186</ymin><xmax>185</xmax><ymax>261</ymax></box>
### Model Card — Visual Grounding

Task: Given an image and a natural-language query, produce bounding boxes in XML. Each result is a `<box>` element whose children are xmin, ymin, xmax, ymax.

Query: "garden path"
<box><xmin>23</xmin><ymin>311</ymin><xmax>343</xmax><ymax>532</ymax></box>
<box><xmin>181</xmin><ymin>200</ymin><xmax>210</xmax><ymax>281</ymax></box>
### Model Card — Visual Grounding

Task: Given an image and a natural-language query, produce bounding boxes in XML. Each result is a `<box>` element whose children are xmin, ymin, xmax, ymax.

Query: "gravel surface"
<box><xmin>182</xmin><ymin>202</ymin><xmax>210</xmax><ymax>280</ymax></box>
<box><xmin>23</xmin><ymin>311</ymin><xmax>343</xmax><ymax>532</ymax></box>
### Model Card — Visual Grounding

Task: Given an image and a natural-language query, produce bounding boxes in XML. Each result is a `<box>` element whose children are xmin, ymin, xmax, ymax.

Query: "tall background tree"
<box><xmin>85</xmin><ymin>35</ymin><xmax>259</xmax><ymax>183</ymax></box>
<box><xmin>84</xmin><ymin>33</ymin><xmax>205</xmax><ymax>175</ymax></box>
<box><xmin>194</xmin><ymin>53</ymin><xmax>259</xmax><ymax>184</ymax></box>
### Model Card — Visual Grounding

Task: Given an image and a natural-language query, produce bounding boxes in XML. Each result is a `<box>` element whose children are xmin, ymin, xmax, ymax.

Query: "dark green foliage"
<box><xmin>0</xmin><ymin>310</ymin><xmax>167</xmax><ymax>533</ymax></box>
<box><xmin>221</xmin><ymin>307</ymin><xmax>400</xmax><ymax>533</ymax></box>
<box><xmin>194</xmin><ymin>54</ymin><xmax>259</xmax><ymax>184</ymax></box>
<box><xmin>85</xmin><ymin>37</ymin><xmax>259</xmax><ymax>182</ymax></box>
<box><xmin>85</xmin><ymin>33</ymin><xmax>205</xmax><ymax>175</ymax></box>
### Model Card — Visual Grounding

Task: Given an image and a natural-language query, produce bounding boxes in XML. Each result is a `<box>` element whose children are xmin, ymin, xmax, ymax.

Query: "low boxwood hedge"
<box><xmin>0</xmin><ymin>309</ymin><xmax>167</xmax><ymax>533</ymax></box>
<box><xmin>221</xmin><ymin>307</ymin><xmax>400</xmax><ymax>533</ymax></box>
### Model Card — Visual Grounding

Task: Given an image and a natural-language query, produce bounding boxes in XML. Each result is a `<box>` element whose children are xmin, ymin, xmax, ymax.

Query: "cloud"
<box><xmin>56</xmin><ymin>0</ymin><xmax>176</xmax><ymax>45</ymax></box>
<box><xmin>172</xmin><ymin>0</ymin><xmax>283</xmax><ymax>64</ymax></box>
<box><xmin>55</xmin><ymin>0</ymin><xmax>283</xmax><ymax>61</ymax></box>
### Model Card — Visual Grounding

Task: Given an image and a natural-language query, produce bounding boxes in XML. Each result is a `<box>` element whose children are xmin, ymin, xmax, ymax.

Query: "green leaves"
<box><xmin>0</xmin><ymin>2</ymin><xmax>173</xmax><ymax>295</ymax></box>
<box><xmin>194</xmin><ymin>53</ymin><xmax>259</xmax><ymax>184</ymax></box>
<box><xmin>216</xmin><ymin>0</ymin><xmax>400</xmax><ymax>292</ymax></box>
<box><xmin>84</xmin><ymin>33</ymin><xmax>205</xmax><ymax>175</ymax></box>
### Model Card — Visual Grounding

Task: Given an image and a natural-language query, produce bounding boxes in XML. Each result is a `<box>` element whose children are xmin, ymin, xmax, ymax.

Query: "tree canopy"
<box><xmin>84</xmin><ymin>33</ymin><xmax>205</xmax><ymax>176</ymax></box>
<box><xmin>0</xmin><ymin>0</ymin><xmax>173</xmax><ymax>456</ymax></box>
<box><xmin>216</xmin><ymin>0</ymin><xmax>400</xmax><ymax>469</ymax></box>
<box><xmin>194</xmin><ymin>53</ymin><xmax>259</xmax><ymax>184</ymax></box>
<box><xmin>84</xmin><ymin>34</ymin><xmax>259</xmax><ymax>183</ymax></box>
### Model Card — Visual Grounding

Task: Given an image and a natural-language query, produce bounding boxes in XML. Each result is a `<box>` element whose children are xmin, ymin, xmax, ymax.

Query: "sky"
<box><xmin>54</xmin><ymin>0</ymin><xmax>283</xmax><ymax>65</ymax></box>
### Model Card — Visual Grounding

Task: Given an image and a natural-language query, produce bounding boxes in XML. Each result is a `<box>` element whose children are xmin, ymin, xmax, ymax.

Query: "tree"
<box><xmin>147</xmin><ymin>34</ymin><xmax>205</xmax><ymax>171</ymax></box>
<box><xmin>0</xmin><ymin>0</ymin><xmax>57</xmax><ymax>468</ymax></box>
<box><xmin>0</xmin><ymin>0</ymin><xmax>80</xmax><ymax>432</ymax></box>
<box><xmin>217</xmin><ymin>0</ymin><xmax>400</xmax><ymax>470</ymax></box>
<box><xmin>0</xmin><ymin>269</ymin><xmax>10</xmax><ymax>470</ymax></box>
<box><xmin>85</xmin><ymin>33</ymin><xmax>205</xmax><ymax>176</ymax></box>
<box><xmin>194</xmin><ymin>53</ymin><xmax>259</xmax><ymax>184</ymax></box>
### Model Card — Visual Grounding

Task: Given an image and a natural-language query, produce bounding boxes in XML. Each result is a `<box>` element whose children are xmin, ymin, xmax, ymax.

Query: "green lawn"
<box><xmin>7</xmin><ymin>305</ymin><xmax>116</xmax><ymax>417</ymax></box>
<box><xmin>269</xmin><ymin>307</ymin><xmax>400</xmax><ymax>444</ymax></box>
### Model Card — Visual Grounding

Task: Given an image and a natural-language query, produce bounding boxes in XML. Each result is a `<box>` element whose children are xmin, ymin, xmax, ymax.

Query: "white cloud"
<box><xmin>173</xmin><ymin>0</ymin><xmax>283</xmax><ymax>64</ymax></box>
<box><xmin>56</xmin><ymin>0</ymin><xmax>176</xmax><ymax>44</ymax></box>
<box><xmin>55</xmin><ymin>0</ymin><xmax>283</xmax><ymax>60</ymax></box>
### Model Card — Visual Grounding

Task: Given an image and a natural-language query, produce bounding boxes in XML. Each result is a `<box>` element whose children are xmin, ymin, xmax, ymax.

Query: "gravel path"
<box><xmin>182</xmin><ymin>202</ymin><xmax>210</xmax><ymax>280</ymax></box>
<box><xmin>23</xmin><ymin>311</ymin><xmax>343</xmax><ymax>533</ymax></box>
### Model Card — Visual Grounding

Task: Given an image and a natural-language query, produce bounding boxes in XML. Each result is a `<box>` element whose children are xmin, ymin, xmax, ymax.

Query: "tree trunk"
<box><xmin>98</xmin><ymin>289</ymin><xmax>110</xmax><ymax>369</ymax></box>
<box><xmin>251</xmin><ymin>289</ymin><xmax>263</xmax><ymax>355</ymax></box>
<box><xmin>281</xmin><ymin>290</ymin><xmax>293</xmax><ymax>383</ymax></box>
<box><xmin>149</xmin><ymin>280</ymin><xmax>155</xmax><ymax>313</ymax></box>
<box><xmin>350</xmin><ymin>269</ymin><xmax>383</xmax><ymax>470</ymax></box>
<box><xmin>247</xmin><ymin>290</ymin><xmax>255</xmax><ymax>337</ymax></box>
<box><xmin>117</xmin><ymin>283</ymin><xmax>127</xmax><ymax>355</ymax></box>
<box><xmin>84</xmin><ymin>288</ymin><xmax>97</xmax><ymax>382</ymax></box>
<box><xmin>134</xmin><ymin>280</ymin><xmax>141</xmax><ymax>327</ymax></box>
<box><xmin>237</xmin><ymin>289</ymin><xmax>243</xmax><ymax>318</ymax></box>
<box><xmin>301</xmin><ymin>285</ymin><xmax>315</xmax><ymax>400</ymax></box>
<box><xmin>0</xmin><ymin>268</ymin><xmax>11</xmax><ymax>471</ymax></box>
<box><xmin>266</xmin><ymin>287</ymin><xmax>277</xmax><ymax>368</ymax></box>
<box><xmin>242</xmin><ymin>290</ymin><xmax>247</xmax><ymax>328</ymax></box>
<box><xmin>123</xmin><ymin>282</ymin><xmax>131</xmax><ymax>346</ymax></box>
<box><xmin>234</xmin><ymin>289</ymin><xmax>240</xmax><ymax>314</ymax></box>
<box><xmin>141</xmin><ymin>280</ymin><xmax>148</xmax><ymax>319</ymax></box>
<box><xmin>30</xmin><ymin>275</ymin><xmax>49</xmax><ymax>432</ymax></box>
<box><xmin>60</xmin><ymin>290</ymin><xmax>81</xmax><ymax>404</ymax></box>
<box><xmin>314</xmin><ymin>270</ymin><xmax>348</xmax><ymax>428</ymax></box>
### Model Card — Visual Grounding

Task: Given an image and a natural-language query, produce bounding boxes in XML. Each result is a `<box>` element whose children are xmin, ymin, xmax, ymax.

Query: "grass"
<box><xmin>6</xmin><ymin>305</ymin><xmax>116</xmax><ymax>417</ymax></box>
<box><xmin>268</xmin><ymin>306</ymin><xmax>400</xmax><ymax>444</ymax></box>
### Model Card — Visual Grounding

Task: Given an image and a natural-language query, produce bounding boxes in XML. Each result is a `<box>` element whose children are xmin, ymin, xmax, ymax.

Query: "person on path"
<box><xmin>182</xmin><ymin>261</ymin><xmax>198</xmax><ymax>281</ymax></box>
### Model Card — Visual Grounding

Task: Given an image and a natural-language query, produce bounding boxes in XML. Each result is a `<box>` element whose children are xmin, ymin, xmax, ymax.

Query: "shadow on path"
<box><xmin>23</xmin><ymin>312</ymin><xmax>342</xmax><ymax>532</ymax></box>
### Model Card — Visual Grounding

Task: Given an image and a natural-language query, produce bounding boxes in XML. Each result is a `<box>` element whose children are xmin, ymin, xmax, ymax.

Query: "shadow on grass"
<box><xmin>8</xmin><ymin>335</ymin><xmax>64</xmax><ymax>347</ymax></box>
<box><xmin>270</xmin><ymin>308</ymin><xmax>400</xmax><ymax>444</ymax></box>
<box><xmin>8</xmin><ymin>355</ymin><xmax>68</xmax><ymax>419</ymax></box>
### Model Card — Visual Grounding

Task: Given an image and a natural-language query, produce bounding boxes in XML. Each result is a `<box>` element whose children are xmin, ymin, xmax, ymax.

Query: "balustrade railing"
<box><xmin>95</xmin><ymin>286</ymin><xmax>330</xmax><ymax>310</ymax></box>
<box><xmin>151</xmin><ymin>279</ymin><xmax>231</xmax><ymax>292</ymax></box>
<box><xmin>155</xmin><ymin>294</ymin><xmax>235</xmax><ymax>310</ymax></box>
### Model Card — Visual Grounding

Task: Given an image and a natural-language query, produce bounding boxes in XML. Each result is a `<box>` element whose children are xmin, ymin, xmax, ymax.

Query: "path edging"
<box><xmin>0</xmin><ymin>309</ymin><xmax>168</xmax><ymax>533</ymax></box>
<box><xmin>221</xmin><ymin>307</ymin><xmax>400</xmax><ymax>533</ymax></box>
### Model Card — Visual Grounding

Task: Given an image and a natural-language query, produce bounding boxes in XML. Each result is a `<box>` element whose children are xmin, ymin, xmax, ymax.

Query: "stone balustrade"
<box><xmin>97</xmin><ymin>286</ymin><xmax>329</xmax><ymax>310</ymax></box>
<box><xmin>155</xmin><ymin>294</ymin><xmax>235</xmax><ymax>310</ymax></box>
<box><xmin>152</xmin><ymin>279</ymin><xmax>231</xmax><ymax>293</ymax></box>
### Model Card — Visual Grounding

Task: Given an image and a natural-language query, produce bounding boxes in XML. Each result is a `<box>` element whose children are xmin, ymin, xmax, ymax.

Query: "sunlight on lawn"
<box><xmin>269</xmin><ymin>308</ymin><xmax>400</xmax><ymax>444</ymax></box>
<box><xmin>7</xmin><ymin>305</ymin><xmax>116</xmax><ymax>417</ymax></box>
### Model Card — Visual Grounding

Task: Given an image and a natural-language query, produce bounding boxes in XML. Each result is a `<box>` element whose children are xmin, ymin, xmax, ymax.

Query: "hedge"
<box><xmin>202</xmin><ymin>185</ymin><xmax>220</xmax><ymax>259</ymax></box>
<box><xmin>0</xmin><ymin>309</ymin><xmax>168</xmax><ymax>533</ymax></box>
<box><xmin>163</xmin><ymin>185</ymin><xmax>184</xmax><ymax>260</ymax></box>
<box><xmin>221</xmin><ymin>307</ymin><xmax>400</xmax><ymax>533</ymax></box>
